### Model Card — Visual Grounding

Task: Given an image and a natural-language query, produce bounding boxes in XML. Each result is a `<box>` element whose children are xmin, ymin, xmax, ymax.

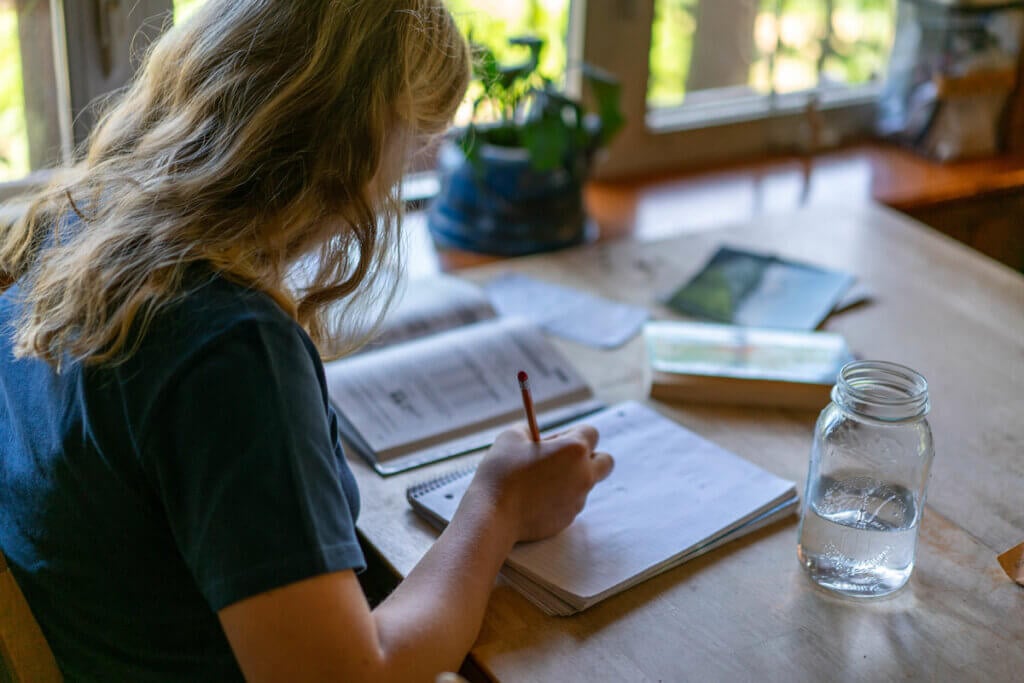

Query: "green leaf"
<box><xmin>486</xmin><ymin>123</ymin><xmax>522</xmax><ymax>148</ymax></box>
<box><xmin>472</xmin><ymin>43</ymin><xmax>500</xmax><ymax>90</ymax></box>
<box><xmin>509</xmin><ymin>35</ymin><xmax>543</xmax><ymax>49</ymax></box>
<box><xmin>471</xmin><ymin>95</ymin><xmax>487</xmax><ymax>117</ymax></box>
<box><xmin>498</xmin><ymin>62</ymin><xmax>535</xmax><ymax>90</ymax></box>
<box><xmin>458</xmin><ymin>124</ymin><xmax>481</xmax><ymax>169</ymax></box>
<box><xmin>509</xmin><ymin>35</ymin><xmax>544</xmax><ymax>67</ymax></box>
<box><xmin>522</xmin><ymin>114</ymin><xmax>569</xmax><ymax>172</ymax></box>
<box><xmin>583</xmin><ymin>65</ymin><xmax>625</xmax><ymax>144</ymax></box>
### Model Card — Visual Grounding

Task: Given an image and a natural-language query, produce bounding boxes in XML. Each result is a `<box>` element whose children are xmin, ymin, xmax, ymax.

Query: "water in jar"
<box><xmin>797</xmin><ymin>474</ymin><xmax>919</xmax><ymax>597</ymax></box>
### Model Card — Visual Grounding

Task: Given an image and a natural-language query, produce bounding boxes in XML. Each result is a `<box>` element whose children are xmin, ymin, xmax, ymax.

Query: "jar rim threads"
<box><xmin>832</xmin><ymin>360</ymin><xmax>930</xmax><ymax>422</ymax></box>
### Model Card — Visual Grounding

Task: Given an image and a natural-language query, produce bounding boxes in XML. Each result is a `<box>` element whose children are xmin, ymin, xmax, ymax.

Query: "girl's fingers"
<box><xmin>591</xmin><ymin>451</ymin><xmax>614</xmax><ymax>482</ymax></box>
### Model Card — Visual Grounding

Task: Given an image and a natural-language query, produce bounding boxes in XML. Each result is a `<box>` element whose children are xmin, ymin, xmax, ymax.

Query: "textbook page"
<box><xmin>325</xmin><ymin>317</ymin><xmax>599</xmax><ymax>470</ymax></box>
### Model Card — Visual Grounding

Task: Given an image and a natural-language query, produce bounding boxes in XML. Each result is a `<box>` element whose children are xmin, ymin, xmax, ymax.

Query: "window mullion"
<box><xmin>818</xmin><ymin>0</ymin><xmax>835</xmax><ymax>84</ymax></box>
<box><xmin>14</xmin><ymin>0</ymin><xmax>63</xmax><ymax>170</ymax></box>
<box><xmin>50</xmin><ymin>0</ymin><xmax>74</xmax><ymax>165</ymax></box>
<box><xmin>581</xmin><ymin>0</ymin><xmax>656</xmax><ymax>178</ymax></box>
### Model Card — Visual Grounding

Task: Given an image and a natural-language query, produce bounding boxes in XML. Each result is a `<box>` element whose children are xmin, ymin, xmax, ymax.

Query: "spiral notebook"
<box><xmin>407</xmin><ymin>401</ymin><xmax>799</xmax><ymax>616</ymax></box>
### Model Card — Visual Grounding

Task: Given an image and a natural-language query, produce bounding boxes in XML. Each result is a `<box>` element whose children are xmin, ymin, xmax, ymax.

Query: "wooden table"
<box><xmin>353</xmin><ymin>203</ymin><xmax>1024</xmax><ymax>681</ymax></box>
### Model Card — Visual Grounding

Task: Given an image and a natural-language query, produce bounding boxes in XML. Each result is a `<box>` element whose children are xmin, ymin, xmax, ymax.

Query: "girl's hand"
<box><xmin>465</xmin><ymin>424</ymin><xmax>614</xmax><ymax>543</ymax></box>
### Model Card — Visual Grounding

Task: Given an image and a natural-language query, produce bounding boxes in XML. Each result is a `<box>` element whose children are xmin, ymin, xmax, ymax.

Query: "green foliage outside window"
<box><xmin>0</xmin><ymin>2</ymin><xmax>28</xmax><ymax>182</ymax></box>
<box><xmin>173</xmin><ymin>0</ymin><xmax>205</xmax><ymax>22</ymax></box>
<box><xmin>649</xmin><ymin>0</ymin><xmax>897</xmax><ymax>108</ymax></box>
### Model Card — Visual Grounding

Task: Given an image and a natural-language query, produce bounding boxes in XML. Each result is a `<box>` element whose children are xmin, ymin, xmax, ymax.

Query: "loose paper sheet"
<box><xmin>485</xmin><ymin>273</ymin><xmax>648</xmax><ymax>349</ymax></box>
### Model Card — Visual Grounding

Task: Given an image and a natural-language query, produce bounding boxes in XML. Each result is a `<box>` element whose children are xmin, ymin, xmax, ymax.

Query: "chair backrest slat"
<box><xmin>0</xmin><ymin>551</ymin><xmax>63</xmax><ymax>682</ymax></box>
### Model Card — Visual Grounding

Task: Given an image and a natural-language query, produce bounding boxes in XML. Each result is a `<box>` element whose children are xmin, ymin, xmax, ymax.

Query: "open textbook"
<box><xmin>324</xmin><ymin>276</ymin><xmax>604</xmax><ymax>474</ymax></box>
<box><xmin>407</xmin><ymin>401</ymin><xmax>799</xmax><ymax>615</ymax></box>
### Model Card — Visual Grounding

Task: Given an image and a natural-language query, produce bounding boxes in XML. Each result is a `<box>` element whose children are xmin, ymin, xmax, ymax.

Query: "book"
<box><xmin>406</xmin><ymin>401</ymin><xmax>799</xmax><ymax>616</ymax></box>
<box><xmin>664</xmin><ymin>246</ymin><xmax>856</xmax><ymax>330</ymax></box>
<box><xmin>645</xmin><ymin>321</ymin><xmax>854</xmax><ymax>409</ymax></box>
<box><xmin>324</xmin><ymin>276</ymin><xmax>604</xmax><ymax>475</ymax></box>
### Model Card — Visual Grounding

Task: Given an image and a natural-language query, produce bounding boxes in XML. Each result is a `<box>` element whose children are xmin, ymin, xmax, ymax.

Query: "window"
<box><xmin>0</xmin><ymin>0</ymin><xmax>68</xmax><ymax>190</ymax></box>
<box><xmin>649</xmin><ymin>0</ymin><xmax>895</xmax><ymax>113</ymax></box>
<box><xmin>174</xmin><ymin>0</ymin><xmax>205</xmax><ymax>22</ymax></box>
<box><xmin>0</xmin><ymin>0</ymin><xmax>173</xmax><ymax>200</ymax></box>
<box><xmin>0</xmin><ymin>0</ymin><xmax>902</xmax><ymax>196</ymax></box>
<box><xmin>586</xmin><ymin>1</ymin><xmax>899</xmax><ymax>177</ymax></box>
<box><xmin>0</xmin><ymin>0</ymin><xmax>30</xmax><ymax>183</ymax></box>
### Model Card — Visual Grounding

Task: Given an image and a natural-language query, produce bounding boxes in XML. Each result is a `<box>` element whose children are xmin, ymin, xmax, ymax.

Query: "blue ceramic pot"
<box><xmin>427</xmin><ymin>140</ymin><xmax>592</xmax><ymax>256</ymax></box>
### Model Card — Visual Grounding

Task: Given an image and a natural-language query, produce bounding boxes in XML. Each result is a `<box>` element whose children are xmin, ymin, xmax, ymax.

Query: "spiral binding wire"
<box><xmin>405</xmin><ymin>467</ymin><xmax>476</xmax><ymax>502</ymax></box>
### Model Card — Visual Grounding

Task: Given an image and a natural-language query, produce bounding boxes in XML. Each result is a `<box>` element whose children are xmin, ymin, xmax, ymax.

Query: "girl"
<box><xmin>0</xmin><ymin>2</ymin><xmax>612</xmax><ymax>681</ymax></box>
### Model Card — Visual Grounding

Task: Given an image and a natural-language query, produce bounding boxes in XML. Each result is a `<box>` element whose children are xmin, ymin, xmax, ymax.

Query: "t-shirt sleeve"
<box><xmin>142</xmin><ymin>317</ymin><xmax>365</xmax><ymax>611</ymax></box>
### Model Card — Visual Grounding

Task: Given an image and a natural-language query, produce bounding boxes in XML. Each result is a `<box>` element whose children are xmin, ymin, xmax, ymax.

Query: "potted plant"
<box><xmin>428</xmin><ymin>36</ymin><xmax>624</xmax><ymax>256</ymax></box>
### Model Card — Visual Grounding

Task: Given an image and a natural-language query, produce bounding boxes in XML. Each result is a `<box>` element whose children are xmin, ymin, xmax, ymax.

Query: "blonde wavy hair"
<box><xmin>0</xmin><ymin>0</ymin><xmax>469</xmax><ymax>366</ymax></box>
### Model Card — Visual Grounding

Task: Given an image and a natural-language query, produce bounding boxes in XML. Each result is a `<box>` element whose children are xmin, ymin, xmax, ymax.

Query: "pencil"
<box><xmin>517</xmin><ymin>370</ymin><xmax>541</xmax><ymax>442</ymax></box>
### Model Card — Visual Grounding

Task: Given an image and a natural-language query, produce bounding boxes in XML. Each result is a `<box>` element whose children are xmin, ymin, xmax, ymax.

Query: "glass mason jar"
<box><xmin>797</xmin><ymin>360</ymin><xmax>935</xmax><ymax>598</ymax></box>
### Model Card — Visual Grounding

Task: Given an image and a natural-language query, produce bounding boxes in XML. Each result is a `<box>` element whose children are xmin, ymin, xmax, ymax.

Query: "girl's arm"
<box><xmin>218</xmin><ymin>425</ymin><xmax>613</xmax><ymax>683</ymax></box>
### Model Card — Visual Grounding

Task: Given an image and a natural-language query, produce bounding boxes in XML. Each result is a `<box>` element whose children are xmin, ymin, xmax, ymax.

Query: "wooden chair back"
<box><xmin>0</xmin><ymin>551</ymin><xmax>62</xmax><ymax>682</ymax></box>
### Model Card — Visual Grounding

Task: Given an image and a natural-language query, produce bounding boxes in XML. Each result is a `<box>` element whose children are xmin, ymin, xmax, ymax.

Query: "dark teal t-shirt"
<box><xmin>0</xmin><ymin>273</ymin><xmax>365</xmax><ymax>682</ymax></box>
